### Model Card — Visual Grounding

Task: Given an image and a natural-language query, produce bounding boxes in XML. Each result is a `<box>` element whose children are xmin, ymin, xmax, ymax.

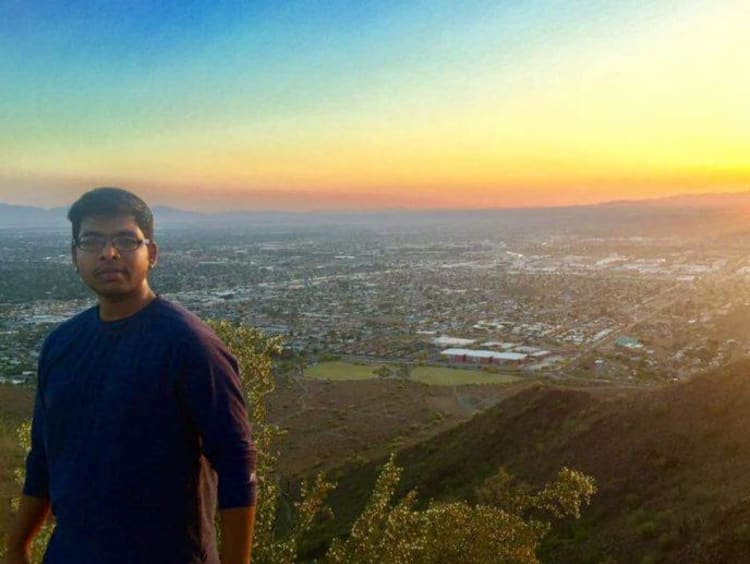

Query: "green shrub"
<box><xmin>733</xmin><ymin>523</ymin><xmax>750</xmax><ymax>544</ymax></box>
<box><xmin>636</xmin><ymin>520</ymin><xmax>658</xmax><ymax>539</ymax></box>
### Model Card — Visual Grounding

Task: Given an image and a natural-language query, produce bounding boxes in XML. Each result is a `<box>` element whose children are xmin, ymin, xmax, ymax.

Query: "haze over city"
<box><xmin>2</xmin><ymin>0</ymin><xmax>749</xmax><ymax>211</ymax></box>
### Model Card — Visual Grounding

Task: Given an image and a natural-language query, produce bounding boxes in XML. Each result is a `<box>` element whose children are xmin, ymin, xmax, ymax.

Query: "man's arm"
<box><xmin>176</xmin><ymin>336</ymin><xmax>258</xmax><ymax>561</ymax></box>
<box><xmin>219</xmin><ymin>506</ymin><xmax>256</xmax><ymax>564</ymax></box>
<box><xmin>4</xmin><ymin>495</ymin><xmax>50</xmax><ymax>564</ymax></box>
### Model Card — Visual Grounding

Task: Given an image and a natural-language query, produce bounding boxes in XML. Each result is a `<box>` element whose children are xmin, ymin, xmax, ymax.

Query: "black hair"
<box><xmin>68</xmin><ymin>187</ymin><xmax>154</xmax><ymax>241</ymax></box>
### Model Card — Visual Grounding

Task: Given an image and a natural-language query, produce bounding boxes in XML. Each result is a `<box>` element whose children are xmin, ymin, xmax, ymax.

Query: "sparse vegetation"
<box><xmin>326</xmin><ymin>456</ymin><xmax>595</xmax><ymax>564</ymax></box>
<box><xmin>304</xmin><ymin>361</ymin><xmax>522</xmax><ymax>386</ymax></box>
<box><xmin>305</xmin><ymin>361</ymin><xmax>383</xmax><ymax>381</ymax></box>
<box><xmin>214</xmin><ymin>322</ymin><xmax>597</xmax><ymax>563</ymax></box>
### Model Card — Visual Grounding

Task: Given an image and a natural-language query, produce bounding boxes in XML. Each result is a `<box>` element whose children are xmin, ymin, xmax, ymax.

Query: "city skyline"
<box><xmin>1</xmin><ymin>0</ymin><xmax>748</xmax><ymax>211</ymax></box>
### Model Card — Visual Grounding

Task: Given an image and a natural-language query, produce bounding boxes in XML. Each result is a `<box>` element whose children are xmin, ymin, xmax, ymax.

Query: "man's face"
<box><xmin>72</xmin><ymin>215</ymin><xmax>157</xmax><ymax>300</ymax></box>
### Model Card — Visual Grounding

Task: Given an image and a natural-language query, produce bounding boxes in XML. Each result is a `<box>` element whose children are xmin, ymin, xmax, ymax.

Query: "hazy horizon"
<box><xmin>4</xmin><ymin>188</ymin><xmax>750</xmax><ymax>217</ymax></box>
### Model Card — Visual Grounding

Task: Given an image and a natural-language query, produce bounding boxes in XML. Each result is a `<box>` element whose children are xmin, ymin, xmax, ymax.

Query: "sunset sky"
<box><xmin>1</xmin><ymin>1</ymin><xmax>748</xmax><ymax>211</ymax></box>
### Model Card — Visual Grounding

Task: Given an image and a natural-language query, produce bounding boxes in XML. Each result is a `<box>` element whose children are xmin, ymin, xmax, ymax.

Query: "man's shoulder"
<box><xmin>37</xmin><ymin>305</ymin><xmax>98</xmax><ymax>374</ymax></box>
<box><xmin>148</xmin><ymin>297</ymin><xmax>222</xmax><ymax>348</ymax></box>
<box><xmin>44</xmin><ymin>305</ymin><xmax>97</xmax><ymax>346</ymax></box>
<box><xmin>148</xmin><ymin>298</ymin><xmax>236</xmax><ymax>371</ymax></box>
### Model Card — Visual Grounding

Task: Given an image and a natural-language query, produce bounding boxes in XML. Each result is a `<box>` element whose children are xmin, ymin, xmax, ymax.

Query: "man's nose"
<box><xmin>99</xmin><ymin>240</ymin><xmax>120</xmax><ymax>259</ymax></box>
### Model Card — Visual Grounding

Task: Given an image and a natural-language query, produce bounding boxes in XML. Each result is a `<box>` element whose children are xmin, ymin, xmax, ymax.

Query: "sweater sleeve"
<box><xmin>23</xmin><ymin>367</ymin><xmax>50</xmax><ymax>498</ymax></box>
<box><xmin>177</xmin><ymin>335</ymin><xmax>257</xmax><ymax>509</ymax></box>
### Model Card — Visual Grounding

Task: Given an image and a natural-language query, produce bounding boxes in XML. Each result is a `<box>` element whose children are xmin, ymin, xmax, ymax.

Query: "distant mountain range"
<box><xmin>0</xmin><ymin>203</ymin><xmax>68</xmax><ymax>228</ymax></box>
<box><xmin>599</xmin><ymin>190</ymin><xmax>750</xmax><ymax>209</ymax></box>
<box><xmin>2</xmin><ymin>190</ymin><xmax>750</xmax><ymax>232</ymax></box>
<box><xmin>0</xmin><ymin>203</ymin><xmax>208</xmax><ymax>229</ymax></box>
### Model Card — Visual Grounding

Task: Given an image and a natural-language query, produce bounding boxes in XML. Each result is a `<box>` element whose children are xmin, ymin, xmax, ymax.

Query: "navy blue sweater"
<box><xmin>23</xmin><ymin>297</ymin><xmax>256</xmax><ymax>563</ymax></box>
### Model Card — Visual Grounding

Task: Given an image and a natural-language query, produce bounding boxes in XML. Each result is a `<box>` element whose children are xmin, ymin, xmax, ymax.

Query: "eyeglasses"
<box><xmin>74</xmin><ymin>235</ymin><xmax>151</xmax><ymax>253</ymax></box>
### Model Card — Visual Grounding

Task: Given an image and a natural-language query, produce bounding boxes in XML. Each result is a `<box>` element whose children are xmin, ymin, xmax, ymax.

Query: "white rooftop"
<box><xmin>432</xmin><ymin>336</ymin><xmax>476</xmax><ymax>346</ymax></box>
<box><xmin>441</xmin><ymin>348</ymin><xmax>528</xmax><ymax>361</ymax></box>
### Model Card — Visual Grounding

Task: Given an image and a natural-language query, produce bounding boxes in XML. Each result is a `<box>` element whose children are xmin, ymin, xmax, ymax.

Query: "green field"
<box><xmin>410</xmin><ymin>366</ymin><xmax>521</xmax><ymax>386</ymax></box>
<box><xmin>304</xmin><ymin>361</ymin><xmax>383</xmax><ymax>381</ymax></box>
<box><xmin>305</xmin><ymin>362</ymin><xmax>521</xmax><ymax>386</ymax></box>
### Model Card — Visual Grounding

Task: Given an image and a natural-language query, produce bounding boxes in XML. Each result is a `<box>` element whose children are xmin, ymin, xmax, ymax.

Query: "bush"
<box><xmin>327</xmin><ymin>458</ymin><xmax>596</xmax><ymax>564</ymax></box>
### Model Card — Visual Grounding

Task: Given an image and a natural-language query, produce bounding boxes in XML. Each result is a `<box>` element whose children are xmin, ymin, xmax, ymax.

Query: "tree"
<box><xmin>208</xmin><ymin>320</ymin><xmax>334</xmax><ymax>563</ymax></box>
<box><xmin>7</xmin><ymin>421</ymin><xmax>53</xmax><ymax>563</ymax></box>
<box><xmin>373</xmin><ymin>365</ymin><xmax>392</xmax><ymax>379</ymax></box>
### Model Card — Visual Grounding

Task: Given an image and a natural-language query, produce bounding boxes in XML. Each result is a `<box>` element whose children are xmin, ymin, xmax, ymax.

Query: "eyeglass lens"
<box><xmin>77</xmin><ymin>236</ymin><xmax>143</xmax><ymax>252</ymax></box>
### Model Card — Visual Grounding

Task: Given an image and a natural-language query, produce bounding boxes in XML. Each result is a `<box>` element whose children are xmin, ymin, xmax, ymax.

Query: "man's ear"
<box><xmin>148</xmin><ymin>241</ymin><xmax>159</xmax><ymax>269</ymax></box>
<box><xmin>71</xmin><ymin>243</ymin><xmax>79</xmax><ymax>271</ymax></box>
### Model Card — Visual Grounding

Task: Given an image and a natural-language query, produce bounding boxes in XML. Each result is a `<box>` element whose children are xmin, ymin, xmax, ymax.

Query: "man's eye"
<box><xmin>113</xmin><ymin>237</ymin><xmax>139</xmax><ymax>249</ymax></box>
<box><xmin>79</xmin><ymin>237</ymin><xmax>105</xmax><ymax>248</ymax></box>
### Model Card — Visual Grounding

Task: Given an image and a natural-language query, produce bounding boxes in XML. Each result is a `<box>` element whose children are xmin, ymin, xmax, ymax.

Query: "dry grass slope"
<box><xmin>314</xmin><ymin>361</ymin><xmax>750</xmax><ymax>563</ymax></box>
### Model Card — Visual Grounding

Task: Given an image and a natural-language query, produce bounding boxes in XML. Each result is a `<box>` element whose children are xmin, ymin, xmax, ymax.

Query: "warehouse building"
<box><xmin>440</xmin><ymin>348</ymin><xmax>528</xmax><ymax>365</ymax></box>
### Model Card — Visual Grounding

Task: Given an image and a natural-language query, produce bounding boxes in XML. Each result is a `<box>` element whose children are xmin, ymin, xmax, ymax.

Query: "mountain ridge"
<box><xmin>313</xmin><ymin>362</ymin><xmax>750</xmax><ymax>563</ymax></box>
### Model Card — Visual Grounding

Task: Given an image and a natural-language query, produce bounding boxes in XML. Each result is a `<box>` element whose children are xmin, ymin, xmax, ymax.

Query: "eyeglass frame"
<box><xmin>73</xmin><ymin>235</ymin><xmax>153</xmax><ymax>253</ymax></box>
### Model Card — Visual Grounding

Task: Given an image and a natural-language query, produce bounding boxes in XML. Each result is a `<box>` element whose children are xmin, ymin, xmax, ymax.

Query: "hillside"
<box><xmin>266</xmin><ymin>375</ymin><xmax>536</xmax><ymax>478</ymax></box>
<box><xmin>315</xmin><ymin>362</ymin><xmax>750</xmax><ymax>563</ymax></box>
<box><xmin>6</xmin><ymin>357</ymin><xmax>750</xmax><ymax>561</ymax></box>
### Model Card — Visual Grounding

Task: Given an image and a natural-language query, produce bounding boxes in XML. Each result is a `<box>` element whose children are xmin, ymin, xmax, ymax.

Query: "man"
<box><xmin>5</xmin><ymin>188</ymin><xmax>256</xmax><ymax>564</ymax></box>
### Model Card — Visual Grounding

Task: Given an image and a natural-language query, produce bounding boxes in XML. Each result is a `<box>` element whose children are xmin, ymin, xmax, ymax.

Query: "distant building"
<box><xmin>440</xmin><ymin>348</ymin><xmax>527</xmax><ymax>365</ymax></box>
<box><xmin>432</xmin><ymin>336</ymin><xmax>476</xmax><ymax>347</ymax></box>
<box><xmin>479</xmin><ymin>341</ymin><xmax>519</xmax><ymax>350</ymax></box>
<box><xmin>615</xmin><ymin>336</ymin><xmax>643</xmax><ymax>350</ymax></box>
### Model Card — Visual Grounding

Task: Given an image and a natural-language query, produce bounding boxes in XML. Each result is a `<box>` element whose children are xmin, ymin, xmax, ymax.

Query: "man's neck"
<box><xmin>98</xmin><ymin>285</ymin><xmax>157</xmax><ymax>322</ymax></box>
